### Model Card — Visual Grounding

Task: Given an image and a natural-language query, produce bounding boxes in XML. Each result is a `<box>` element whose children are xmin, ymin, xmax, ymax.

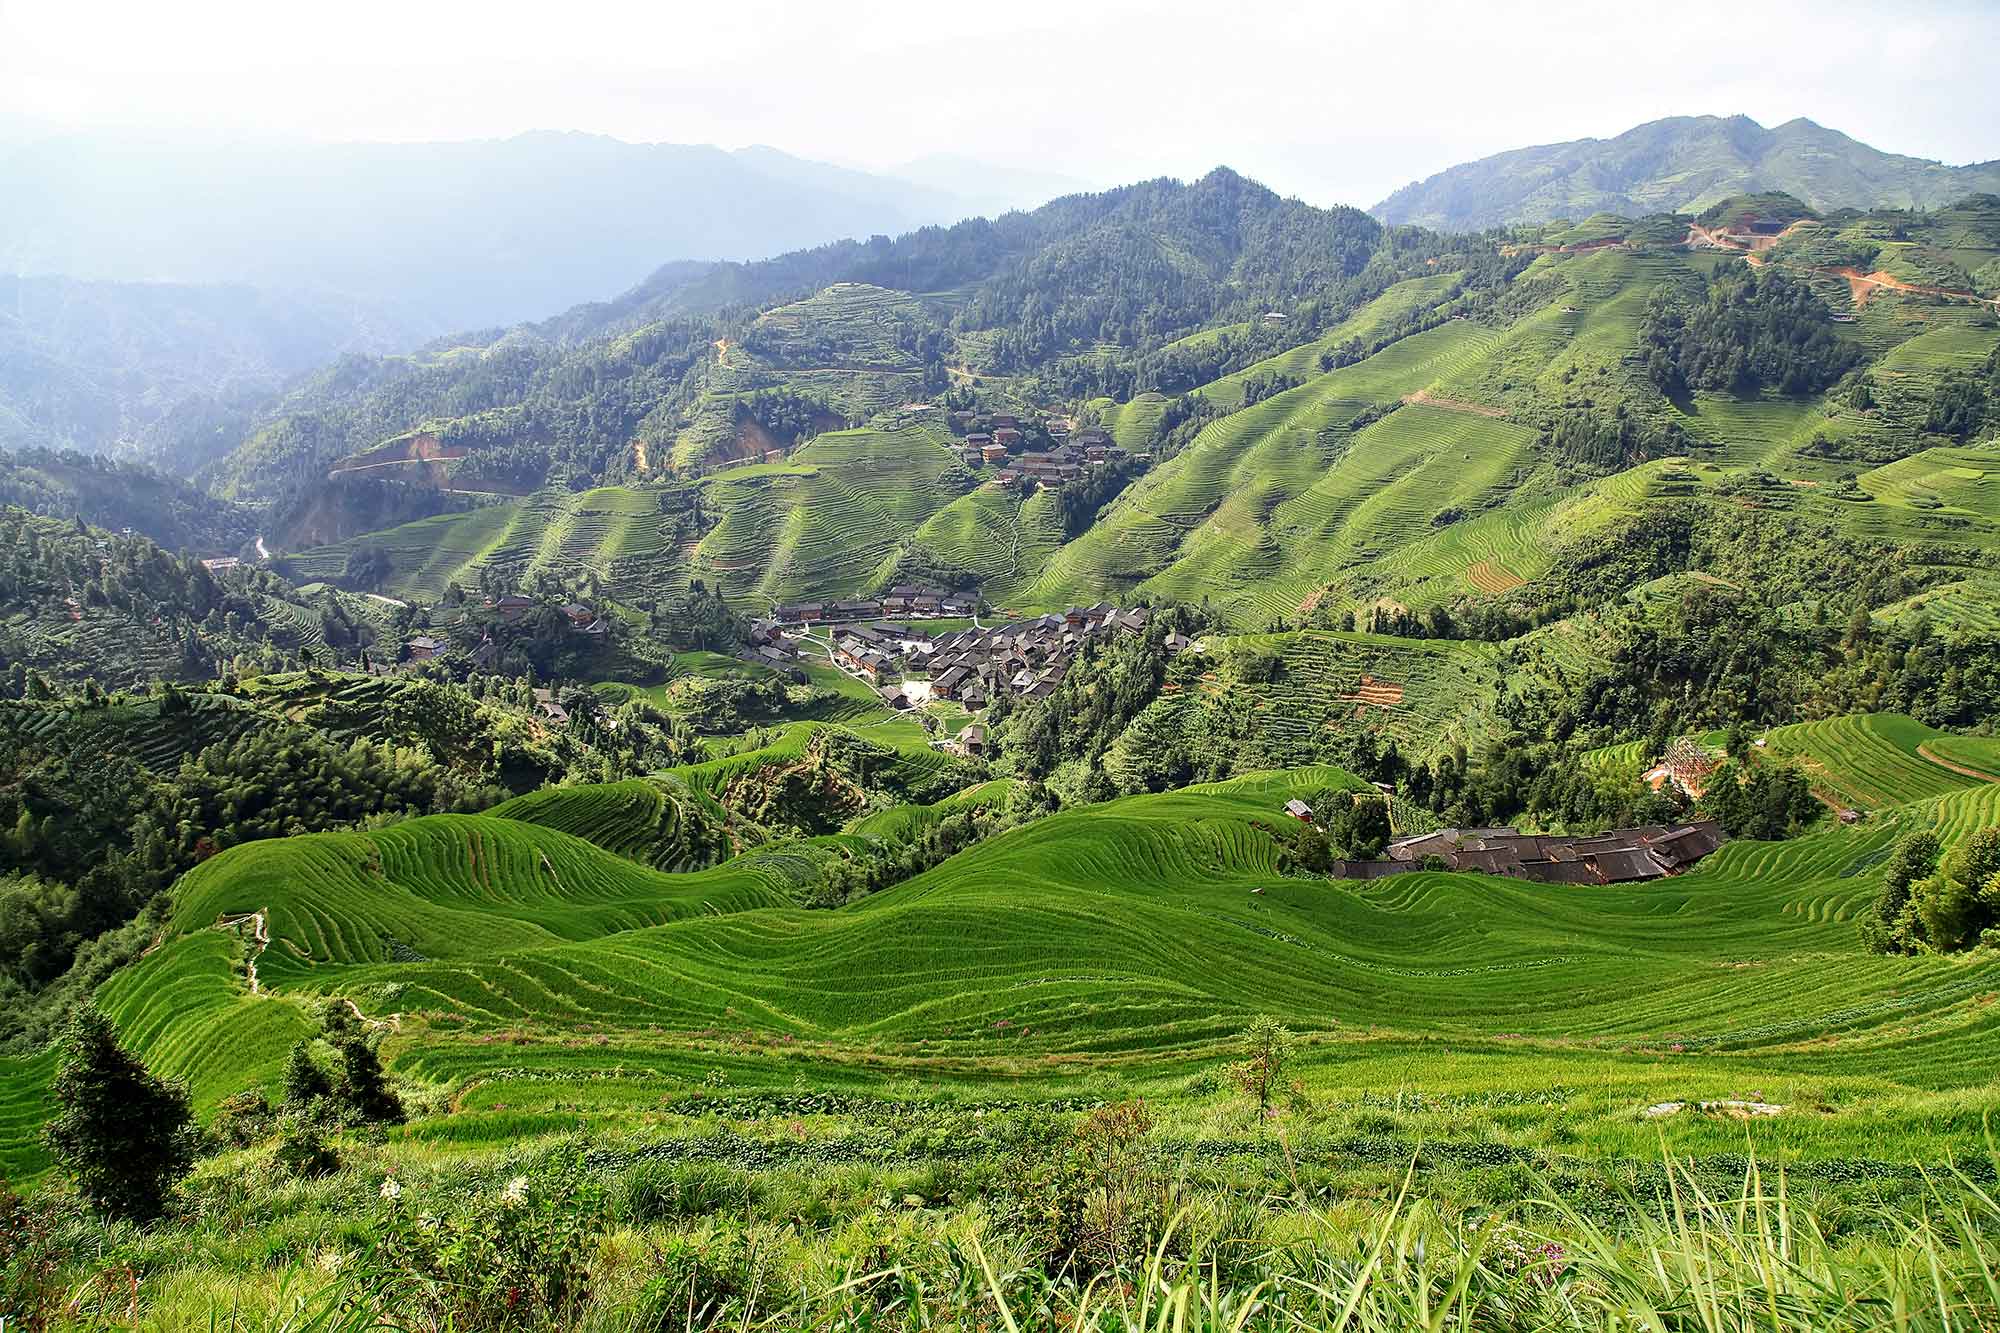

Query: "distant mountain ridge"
<box><xmin>0</xmin><ymin>274</ymin><xmax>419</xmax><ymax>469</ymax></box>
<box><xmin>0</xmin><ymin>131</ymin><xmax>1014</xmax><ymax>334</ymax></box>
<box><xmin>1373</xmin><ymin>115</ymin><xmax>2000</xmax><ymax>231</ymax></box>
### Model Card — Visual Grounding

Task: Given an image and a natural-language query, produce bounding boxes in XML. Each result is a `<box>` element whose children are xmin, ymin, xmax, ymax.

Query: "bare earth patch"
<box><xmin>1467</xmin><ymin>560</ymin><xmax>1526</xmax><ymax>594</ymax></box>
<box><xmin>1402</xmin><ymin>388</ymin><xmax>1509</xmax><ymax>418</ymax></box>
<box><xmin>1345</xmin><ymin>675</ymin><xmax>1405</xmax><ymax>708</ymax></box>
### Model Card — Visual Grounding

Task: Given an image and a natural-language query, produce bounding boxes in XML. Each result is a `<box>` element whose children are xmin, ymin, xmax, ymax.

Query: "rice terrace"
<box><xmin>5</xmin><ymin>20</ymin><xmax>2000</xmax><ymax>1329</ymax></box>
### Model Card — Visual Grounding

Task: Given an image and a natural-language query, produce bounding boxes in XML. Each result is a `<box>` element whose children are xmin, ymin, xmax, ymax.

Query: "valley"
<box><xmin>4</xmin><ymin>121</ymin><xmax>2000</xmax><ymax>1327</ymax></box>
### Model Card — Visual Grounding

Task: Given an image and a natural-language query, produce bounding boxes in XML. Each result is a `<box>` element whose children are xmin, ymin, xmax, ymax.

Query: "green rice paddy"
<box><xmin>8</xmin><ymin>736</ymin><xmax>1995</xmax><ymax>1186</ymax></box>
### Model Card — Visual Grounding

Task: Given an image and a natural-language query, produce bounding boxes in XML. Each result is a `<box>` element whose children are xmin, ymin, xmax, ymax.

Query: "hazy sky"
<box><xmin>4</xmin><ymin>0</ymin><xmax>1995</xmax><ymax>207</ymax></box>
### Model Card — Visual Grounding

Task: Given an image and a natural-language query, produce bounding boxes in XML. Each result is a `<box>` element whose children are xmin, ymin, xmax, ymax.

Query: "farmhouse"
<box><xmin>558</xmin><ymin>602</ymin><xmax>595</xmax><ymax>627</ymax></box>
<box><xmin>774</xmin><ymin>602</ymin><xmax>825</xmax><ymax>623</ymax></box>
<box><xmin>1284</xmin><ymin>799</ymin><xmax>1313</xmax><ymax>821</ymax></box>
<box><xmin>404</xmin><ymin>635</ymin><xmax>448</xmax><ymax>661</ymax></box>
<box><xmin>1343</xmin><ymin>821</ymin><xmax>1726</xmax><ymax>885</ymax></box>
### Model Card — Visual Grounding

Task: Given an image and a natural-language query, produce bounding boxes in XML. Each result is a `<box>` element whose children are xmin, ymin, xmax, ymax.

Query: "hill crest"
<box><xmin>1374</xmin><ymin>114</ymin><xmax>2000</xmax><ymax>231</ymax></box>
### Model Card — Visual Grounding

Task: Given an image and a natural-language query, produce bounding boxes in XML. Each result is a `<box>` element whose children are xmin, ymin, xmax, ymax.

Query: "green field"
<box><xmin>1761</xmin><ymin>713</ymin><xmax>1992</xmax><ymax>810</ymax></box>
<box><xmin>286</xmin><ymin>486</ymin><xmax>692</xmax><ymax>606</ymax></box>
<box><xmin>692</xmin><ymin>421</ymin><xmax>973</xmax><ymax>607</ymax></box>
<box><xmin>10</xmin><ymin>742</ymin><xmax>1997</xmax><ymax>1191</ymax></box>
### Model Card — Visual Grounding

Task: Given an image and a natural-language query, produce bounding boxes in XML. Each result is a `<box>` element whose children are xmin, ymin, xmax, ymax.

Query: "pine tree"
<box><xmin>282</xmin><ymin>1039</ymin><xmax>334</xmax><ymax>1107</ymax></box>
<box><xmin>44</xmin><ymin>1006</ymin><xmax>196</xmax><ymax>1221</ymax></box>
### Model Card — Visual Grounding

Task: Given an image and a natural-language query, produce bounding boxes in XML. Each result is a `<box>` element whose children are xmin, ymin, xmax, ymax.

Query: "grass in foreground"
<box><xmin>10</xmin><ymin>1123</ymin><xmax>1996</xmax><ymax>1331</ymax></box>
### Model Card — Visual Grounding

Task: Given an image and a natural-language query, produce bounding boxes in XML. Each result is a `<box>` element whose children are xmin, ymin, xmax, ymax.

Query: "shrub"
<box><xmin>630</xmin><ymin>1227</ymin><xmax>780</xmax><ymax>1328</ymax></box>
<box><xmin>43</xmin><ymin>1006</ymin><xmax>196</xmax><ymax>1222</ymax></box>
<box><xmin>0</xmin><ymin>1183</ymin><xmax>64</xmax><ymax>1333</ymax></box>
<box><xmin>371</xmin><ymin>1155</ymin><xmax>607</xmax><ymax>1330</ymax></box>
<box><xmin>1230</xmin><ymin>1015</ymin><xmax>1297</xmax><ymax>1113</ymax></box>
<box><xmin>995</xmin><ymin>1101</ymin><xmax>1166</xmax><ymax>1274</ymax></box>
<box><xmin>284</xmin><ymin>1009</ymin><xmax>404</xmax><ymax>1127</ymax></box>
<box><xmin>282</xmin><ymin>1040</ymin><xmax>335</xmax><ymax>1107</ymax></box>
<box><xmin>273</xmin><ymin>1109</ymin><xmax>341</xmax><ymax>1179</ymax></box>
<box><xmin>209</xmin><ymin>1090</ymin><xmax>276</xmax><ymax>1149</ymax></box>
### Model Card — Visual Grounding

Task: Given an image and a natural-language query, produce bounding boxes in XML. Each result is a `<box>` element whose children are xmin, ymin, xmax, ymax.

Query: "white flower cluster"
<box><xmin>499</xmin><ymin>1175</ymin><xmax>529</xmax><ymax>1207</ymax></box>
<box><xmin>380</xmin><ymin>1176</ymin><xmax>402</xmax><ymax>1201</ymax></box>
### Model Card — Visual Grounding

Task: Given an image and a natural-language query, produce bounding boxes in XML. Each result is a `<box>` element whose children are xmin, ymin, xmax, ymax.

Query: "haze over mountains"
<box><xmin>0</xmin><ymin>131</ymin><xmax>1067</xmax><ymax>335</ymax></box>
<box><xmin>4</xmin><ymin>112</ymin><xmax>1995</xmax><ymax>472</ymax></box>
<box><xmin>1374</xmin><ymin>114</ymin><xmax>2000</xmax><ymax>231</ymax></box>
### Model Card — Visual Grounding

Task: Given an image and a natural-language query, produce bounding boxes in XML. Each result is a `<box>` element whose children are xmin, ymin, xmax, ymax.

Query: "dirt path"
<box><xmin>216</xmin><ymin>910</ymin><xmax>270</xmax><ymax>994</ymax></box>
<box><xmin>1689</xmin><ymin>224</ymin><xmax>2000</xmax><ymax>309</ymax></box>
<box><xmin>1917</xmin><ymin>743</ymin><xmax>2000</xmax><ymax>783</ymax></box>
<box><xmin>1402</xmin><ymin>389</ymin><xmax>1509</xmax><ymax>418</ymax></box>
<box><xmin>1828</xmin><ymin>266</ymin><xmax>2000</xmax><ymax>309</ymax></box>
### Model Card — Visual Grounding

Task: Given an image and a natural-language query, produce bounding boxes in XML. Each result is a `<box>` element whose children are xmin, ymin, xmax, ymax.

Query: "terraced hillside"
<box><xmin>1016</xmin><ymin>246</ymin><xmax>1742</xmax><ymax>622</ymax></box>
<box><xmin>1762</xmin><ymin>712</ymin><xmax>1993</xmax><ymax>810</ymax></box>
<box><xmin>743</xmin><ymin>283</ymin><xmax>936</xmax><ymax>371</ymax></box>
<box><xmin>1026</xmin><ymin>322</ymin><xmax>1513</xmax><ymax>615</ymax></box>
<box><xmin>692</xmin><ymin>421</ymin><xmax>974</xmax><ymax>606</ymax></box>
<box><xmin>1108</xmin><ymin>630</ymin><xmax>1503</xmax><ymax>776</ymax></box>
<box><xmin>285</xmin><ymin>486</ymin><xmax>693</xmax><ymax>606</ymax></box>
<box><xmin>255</xmin><ymin>209</ymin><xmax>2000</xmax><ymax>641</ymax></box>
<box><xmin>9</xmin><ymin>756</ymin><xmax>2000</xmax><ymax>1185</ymax></box>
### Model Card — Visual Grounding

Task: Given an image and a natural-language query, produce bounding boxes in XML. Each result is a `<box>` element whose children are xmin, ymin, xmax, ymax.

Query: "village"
<box><xmin>747</xmin><ymin>593</ymin><xmax>1185</xmax><ymax>751</ymax></box>
<box><xmin>936</xmin><ymin>409</ymin><xmax>1139</xmax><ymax>492</ymax></box>
<box><xmin>1286</xmin><ymin>794</ymin><xmax>1727</xmax><ymax>885</ymax></box>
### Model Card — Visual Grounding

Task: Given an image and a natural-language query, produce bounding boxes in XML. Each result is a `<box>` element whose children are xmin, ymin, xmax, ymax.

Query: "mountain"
<box><xmin>0</xmin><ymin>446</ymin><xmax>257</xmax><ymax>553</ymax></box>
<box><xmin>204</xmin><ymin>168</ymin><xmax>1405</xmax><ymax>502</ymax></box>
<box><xmin>0</xmin><ymin>274</ymin><xmax>420</xmax><ymax>470</ymax></box>
<box><xmin>1373</xmin><ymin>115</ymin><xmax>2000</xmax><ymax>231</ymax></box>
<box><xmin>0</xmin><ymin>131</ymin><xmax>991</xmax><ymax>334</ymax></box>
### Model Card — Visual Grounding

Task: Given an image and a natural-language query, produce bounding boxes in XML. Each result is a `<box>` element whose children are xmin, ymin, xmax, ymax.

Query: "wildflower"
<box><xmin>380</xmin><ymin>1176</ymin><xmax>402</xmax><ymax>1202</ymax></box>
<box><xmin>499</xmin><ymin>1175</ymin><xmax>529</xmax><ymax>1207</ymax></box>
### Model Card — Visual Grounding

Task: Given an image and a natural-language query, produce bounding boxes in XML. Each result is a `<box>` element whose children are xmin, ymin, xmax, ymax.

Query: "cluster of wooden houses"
<box><xmin>948</xmin><ymin>410</ymin><xmax>1137</xmax><ymax>492</ymax></box>
<box><xmin>751</xmin><ymin>598</ymin><xmax>1172</xmax><ymax>712</ymax></box>
<box><xmin>915</xmin><ymin>605</ymin><xmax>1158</xmax><ymax>709</ymax></box>
<box><xmin>769</xmin><ymin>585</ymin><xmax>978</xmax><ymax>625</ymax></box>
<box><xmin>476</xmin><ymin>592</ymin><xmax>611</xmax><ymax>635</ymax></box>
<box><xmin>1322</xmin><ymin>820</ymin><xmax>1725</xmax><ymax>885</ymax></box>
